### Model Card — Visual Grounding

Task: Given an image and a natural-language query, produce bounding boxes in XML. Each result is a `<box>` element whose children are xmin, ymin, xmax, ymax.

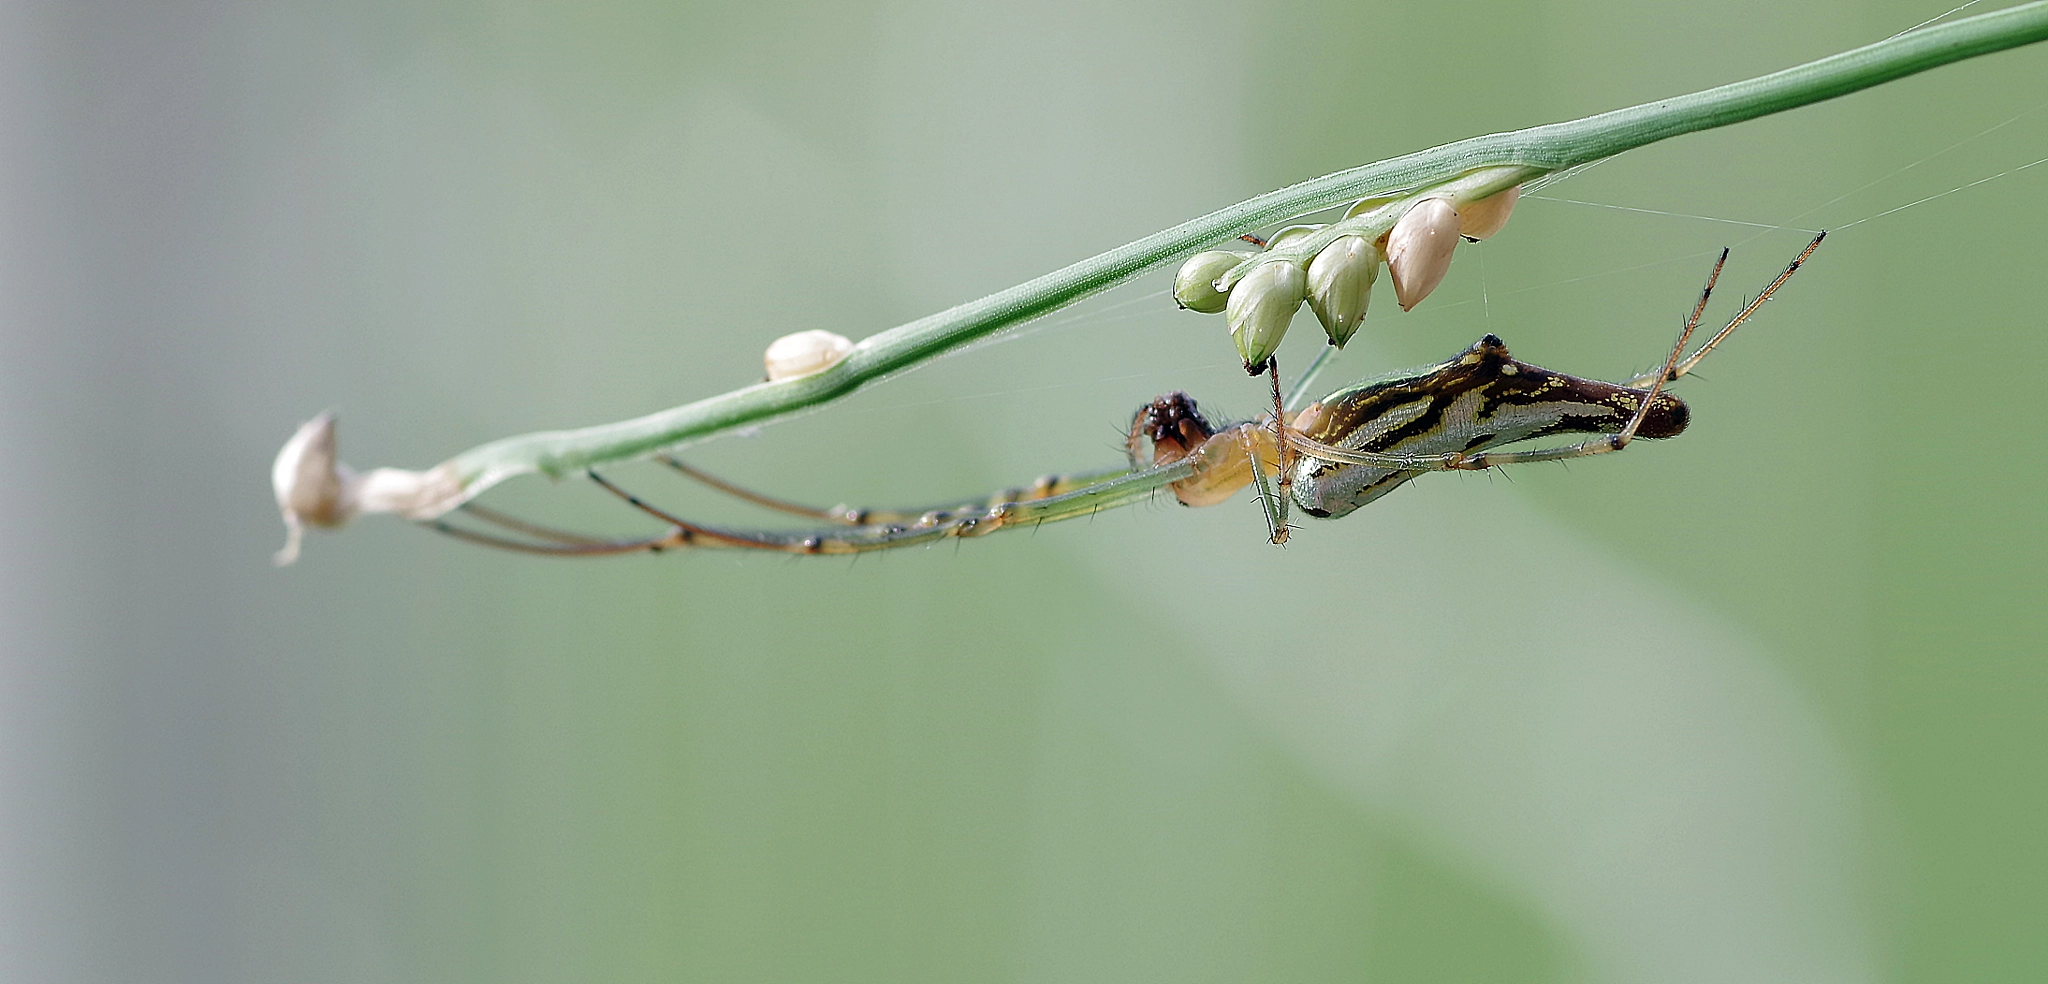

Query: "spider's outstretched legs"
<box><xmin>1626</xmin><ymin>232</ymin><xmax>1824</xmax><ymax>388</ymax></box>
<box><xmin>658</xmin><ymin>454</ymin><xmax>1112</xmax><ymax>527</ymax></box>
<box><xmin>581</xmin><ymin>461</ymin><xmax>1199</xmax><ymax>555</ymax></box>
<box><xmin>429</xmin><ymin>506</ymin><xmax>687</xmax><ymax>556</ymax></box>
<box><xmin>1461</xmin><ymin>233</ymin><xmax>1822</xmax><ymax>471</ymax></box>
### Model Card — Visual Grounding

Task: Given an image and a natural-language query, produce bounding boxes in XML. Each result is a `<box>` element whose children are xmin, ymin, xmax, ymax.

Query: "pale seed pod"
<box><xmin>1305</xmin><ymin>235</ymin><xmax>1378</xmax><ymax>347</ymax></box>
<box><xmin>1266</xmin><ymin>224</ymin><xmax>1325</xmax><ymax>250</ymax></box>
<box><xmin>1385</xmin><ymin>198</ymin><xmax>1460</xmax><ymax>311</ymax></box>
<box><xmin>764</xmin><ymin>329</ymin><xmax>854</xmax><ymax>382</ymax></box>
<box><xmin>273</xmin><ymin>412</ymin><xmax>354</xmax><ymax>538</ymax></box>
<box><xmin>271</xmin><ymin>413</ymin><xmax>464</xmax><ymax>564</ymax></box>
<box><xmin>1456</xmin><ymin>185</ymin><xmax>1519</xmax><ymax>240</ymax></box>
<box><xmin>1173</xmin><ymin>250</ymin><xmax>1249</xmax><ymax>313</ymax></box>
<box><xmin>1226</xmin><ymin>260</ymin><xmax>1307</xmax><ymax>373</ymax></box>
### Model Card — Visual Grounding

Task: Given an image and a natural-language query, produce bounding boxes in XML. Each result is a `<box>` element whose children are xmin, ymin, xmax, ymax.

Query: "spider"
<box><xmin>430</xmin><ymin>234</ymin><xmax>1823</xmax><ymax>556</ymax></box>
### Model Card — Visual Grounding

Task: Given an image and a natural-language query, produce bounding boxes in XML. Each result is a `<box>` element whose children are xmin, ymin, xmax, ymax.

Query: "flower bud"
<box><xmin>1305</xmin><ymin>235</ymin><xmax>1378</xmax><ymax>347</ymax></box>
<box><xmin>1266</xmin><ymin>224</ymin><xmax>1324</xmax><ymax>250</ymax></box>
<box><xmin>1226</xmin><ymin>260</ymin><xmax>1306</xmax><ymax>373</ymax></box>
<box><xmin>1456</xmin><ymin>185</ymin><xmax>1519</xmax><ymax>240</ymax></box>
<box><xmin>1173</xmin><ymin>250</ymin><xmax>1248</xmax><ymax>313</ymax></box>
<box><xmin>764</xmin><ymin>329</ymin><xmax>853</xmax><ymax>382</ymax></box>
<box><xmin>1386</xmin><ymin>198</ymin><xmax>1460</xmax><ymax>311</ymax></box>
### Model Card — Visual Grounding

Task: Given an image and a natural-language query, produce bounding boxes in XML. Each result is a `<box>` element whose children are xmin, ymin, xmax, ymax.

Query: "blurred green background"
<box><xmin>2</xmin><ymin>0</ymin><xmax>2043</xmax><ymax>981</ymax></box>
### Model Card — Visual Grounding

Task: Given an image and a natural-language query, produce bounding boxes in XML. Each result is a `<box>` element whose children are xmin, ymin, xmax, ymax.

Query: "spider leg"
<box><xmin>658</xmin><ymin>454</ymin><xmax>1121</xmax><ymax>527</ymax></box>
<box><xmin>1243</xmin><ymin>425</ymin><xmax>1289</xmax><ymax>543</ymax></box>
<box><xmin>1265</xmin><ymin>358</ymin><xmax>1293</xmax><ymax>545</ymax></box>
<box><xmin>583</xmin><ymin>462</ymin><xmax>1195</xmax><ymax>555</ymax></box>
<box><xmin>1625</xmin><ymin>232</ymin><xmax>1824</xmax><ymax>388</ymax></box>
<box><xmin>458</xmin><ymin>502</ymin><xmax>614</xmax><ymax>545</ymax></box>
<box><xmin>427</xmin><ymin>518</ymin><xmax>687</xmax><ymax>556</ymax></box>
<box><xmin>657</xmin><ymin>455</ymin><xmax>861</xmax><ymax>523</ymax></box>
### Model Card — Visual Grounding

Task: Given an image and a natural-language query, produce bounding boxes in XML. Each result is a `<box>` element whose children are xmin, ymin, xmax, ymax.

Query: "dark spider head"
<box><xmin>1127</xmin><ymin>391</ymin><xmax>1218</xmax><ymax>467</ymax></box>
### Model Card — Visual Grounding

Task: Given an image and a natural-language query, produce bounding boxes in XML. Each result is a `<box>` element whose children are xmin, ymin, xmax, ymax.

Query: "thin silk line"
<box><xmin>1520</xmin><ymin>99</ymin><xmax>2046</xmax><ymax>251</ymax></box>
<box><xmin>1528</xmin><ymin>195</ymin><xmax>1821</xmax><ymax>232</ymax></box>
<box><xmin>1888</xmin><ymin>0</ymin><xmax>1988</xmax><ymax>41</ymax></box>
<box><xmin>1834</xmin><ymin>155</ymin><xmax>2048</xmax><ymax>229</ymax></box>
<box><xmin>1743</xmin><ymin>97</ymin><xmax>2048</xmax><ymax>241</ymax></box>
<box><xmin>1478</xmin><ymin>244</ymin><xmax>1493</xmax><ymax>331</ymax></box>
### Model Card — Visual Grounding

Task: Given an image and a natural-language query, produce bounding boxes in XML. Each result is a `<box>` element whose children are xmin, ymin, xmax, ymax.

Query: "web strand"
<box><xmin>1834</xmin><ymin>155</ymin><xmax>2048</xmax><ymax>230</ymax></box>
<box><xmin>1527</xmin><ymin>196</ymin><xmax>1820</xmax><ymax>232</ymax></box>
<box><xmin>1886</xmin><ymin>0</ymin><xmax>1986</xmax><ymax>41</ymax></box>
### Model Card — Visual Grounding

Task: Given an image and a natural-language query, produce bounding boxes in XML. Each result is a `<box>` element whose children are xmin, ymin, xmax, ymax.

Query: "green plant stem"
<box><xmin>423</xmin><ymin>1</ymin><xmax>2048</xmax><ymax>510</ymax></box>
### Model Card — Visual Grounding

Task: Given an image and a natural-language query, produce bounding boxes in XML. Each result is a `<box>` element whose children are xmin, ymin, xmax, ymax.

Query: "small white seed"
<box><xmin>1226</xmin><ymin>261</ymin><xmax>1307</xmax><ymax>373</ymax></box>
<box><xmin>1456</xmin><ymin>185</ymin><xmax>1519</xmax><ymax>240</ymax></box>
<box><xmin>1173</xmin><ymin>250</ymin><xmax>1249</xmax><ymax>313</ymax></box>
<box><xmin>1386</xmin><ymin>198</ymin><xmax>1460</xmax><ymax>311</ymax></box>
<box><xmin>764</xmin><ymin>329</ymin><xmax>854</xmax><ymax>382</ymax></box>
<box><xmin>1306</xmin><ymin>235</ymin><xmax>1378</xmax><ymax>347</ymax></box>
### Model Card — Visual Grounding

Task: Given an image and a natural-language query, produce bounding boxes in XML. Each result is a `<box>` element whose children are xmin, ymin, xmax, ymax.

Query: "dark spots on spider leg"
<box><xmin>801</xmin><ymin>536</ymin><xmax>823</xmax><ymax>554</ymax></box>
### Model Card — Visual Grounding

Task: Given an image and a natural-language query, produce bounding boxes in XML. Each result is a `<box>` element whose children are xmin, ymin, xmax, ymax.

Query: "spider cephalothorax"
<box><xmin>1127</xmin><ymin>391</ymin><xmax>1219</xmax><ymax>468</ymax></box>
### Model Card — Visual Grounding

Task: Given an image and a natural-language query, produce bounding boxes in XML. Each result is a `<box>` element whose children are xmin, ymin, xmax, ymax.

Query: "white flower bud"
<box><xmin>764</xmin><ymin>329</ymin><xmax>853</xmax><ymax>382</ymax></box>
<box><xmin>1306</xmin><ymin>235</ymin><xmax>1378</xmax><ymax>347</ymax></box>
<box><xmin>1226</xmin><ymin>260</ymin><xmax>1306</xmax><ymax>373</ymax></box>
<box><xmin>271</xmin><ymin>413</ymin><xmax>463</xmax><ymax>565</ymax></box>
<box><xmin>1266</xmin><ymin>224</ymin><xmax>1325</xmax><ymax>250</ymax></box>
<box><xmin>1456</xmin><ymin>185</ymin><xmax>1519</xmax><ymax>240</ymax></box>
<box><xmin>1385</xmin><ymin>198</ymin><xmax>1460</xmax><ymax>311</ymax></box>
<box><xmin>1173</xmin><ymin>250</ymin><xmax>1249</xmax><ymax>313</ymax></box>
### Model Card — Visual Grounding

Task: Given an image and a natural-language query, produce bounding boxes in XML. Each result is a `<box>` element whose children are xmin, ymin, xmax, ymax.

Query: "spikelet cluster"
<box><xmin>1172</xmin><ymin>181</ymin><xmax>1520</xmax><ymax>372</ymax></box>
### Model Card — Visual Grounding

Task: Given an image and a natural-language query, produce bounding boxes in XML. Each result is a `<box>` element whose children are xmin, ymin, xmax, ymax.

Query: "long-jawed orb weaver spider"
<box><xmin>430</xmin><ymin>234</ymin><xmax>1823</xmax><ymax>557</ymax></box>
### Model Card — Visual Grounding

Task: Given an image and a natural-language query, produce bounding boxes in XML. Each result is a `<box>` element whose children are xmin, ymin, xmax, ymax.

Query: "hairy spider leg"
<box><xmin>1243</xmin><ymin>424</ymin><xmax>1289</xmax><ymax>543</ymax></box>
<box><xmin>583</xmin><ymin>461</ymin><xmax>1199</xmax><ymax>555</ymax></box>
<box><xmin>1265</xmin><ymin>358</ymin><xmax>1296</xmax><ymax>545</ymax></box>
<box><xmin>657</xmin><ymin>454</ymin><xmax>1119</xmax><ymax>527</ymax></box>
<box><xmin>455</xmin><ymin>502</ymin><xmax>614</xmax><ymax>545</ymax></box>
<box><xmin>1625</xmin><ymin>232</ymin><xmax>1824</xmax><ymax>388</ymax></box>
<box><xmin>429</xmin><ymin>513</ymin><xmax>690</xmax><ymax>555</ymax></box>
